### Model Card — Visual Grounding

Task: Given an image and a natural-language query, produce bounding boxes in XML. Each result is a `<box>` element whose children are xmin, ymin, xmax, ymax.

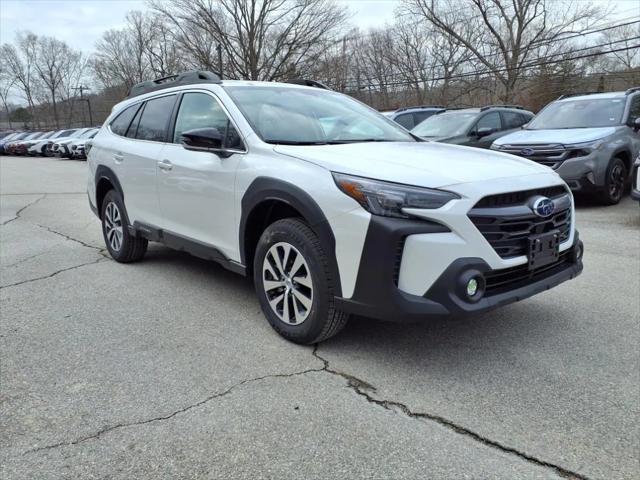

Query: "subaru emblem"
<box><xmin>520</xmin><ymin>148</ymin><xmax>535</xmax><ymax>156</ymax></box>
<box><xmin>532</xmin><ymin>197</ymin><xmax>555</xmax><ymax>217</ymax></box>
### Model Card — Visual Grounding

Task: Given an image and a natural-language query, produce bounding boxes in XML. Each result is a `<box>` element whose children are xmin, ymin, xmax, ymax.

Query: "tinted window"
<box><xmin>394</xmin><ymin>113</ymin><xmax>414</xmax><ymax>129</ymax></box>
<box><xmin>413</xmin><ymin>111</ymin><xmax>435</xmax><ymax>126</ymax></box>
<box><xmin>135</xmin><ymin>95</ymin><xmax>176</xmax><ymax>142</ymax></box>
<box><xmin>110</xmin><ymin>105</ymin><xmax>140</xmax><ymax>136</ymax></box>
<box><xmin>475</xmin><ymin>112</ymin><xmax>501</xmax><ymax>132</ymax></box>
<box><xmin>126</xmin><ymin>106</ymin><xmax>144</xmax><ymax>138</ymax></box>
<box><xmin>628</xmin><ymin>96</ymin><xmax>640</xmax><ymax>123</ymax></box>
<box><xmin>503</xmin><ymin>111</ymin><xmax>526</xmax><ymax>129</ymax></box>
<box><xmin>173</xmin><ymin>92</ymin><xmax>242</xmax><ymax>149</ymax></box>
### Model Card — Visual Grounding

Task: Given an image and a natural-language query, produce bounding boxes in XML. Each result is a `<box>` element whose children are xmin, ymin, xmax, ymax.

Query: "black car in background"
<box><xmin>411</xmin><ymin>105</ymin><xmax>534</xmax><ymax>149</ymax></box>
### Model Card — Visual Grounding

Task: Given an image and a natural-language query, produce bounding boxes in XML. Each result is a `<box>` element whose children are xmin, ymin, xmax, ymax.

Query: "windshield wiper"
<box><xmin>265</xmin><ymin>140</ymin><xmax>328</xmax><ymax>145</ymax></box>
<box><xmin>325</xmin><ymin>139</ymin><xmax>397</xmax><ymax>144</ymax></box>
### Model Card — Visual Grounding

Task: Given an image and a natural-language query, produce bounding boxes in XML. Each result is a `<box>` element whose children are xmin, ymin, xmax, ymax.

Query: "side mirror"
<box><xmin>632</xmin><ymin>117</ymin><xmax>640</xmax><ymax>131</ymax></box>
<box><xmin>476</xmin><ymin>127</ymin><xmax>494</xmax><ymax>138</ymax></box>
<box><xmin>181</xmin><ymin>128</ymin><xmax>223</xmax><ymax>151</ymax></box>
<box><xmin>521</xmin><ymin>122</ymin><xmax>529</xmax><ymax>129</ymax></box>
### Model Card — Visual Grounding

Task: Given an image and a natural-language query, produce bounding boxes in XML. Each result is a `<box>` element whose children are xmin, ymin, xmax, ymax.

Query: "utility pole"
<box><xmin>217</xmin><ymin>44</ymin><xmax>223</xmax><ymax>79</ymax></box>
<box><xmin>73</xmin><ymin>85</ymin><xmax>93</xmax><ymax>126</ymax></box>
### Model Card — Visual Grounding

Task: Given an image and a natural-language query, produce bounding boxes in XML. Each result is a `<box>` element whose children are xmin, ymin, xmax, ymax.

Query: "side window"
<box><xmin>110</xmin><ymin>104</ymin><xmax>140</xmax><ymax>136</ymax></box>
<box><xmin>475</xmin><ymin>112</ymin><xmax>501</xmax><ymax>132</ymax></box>
<box><xmin>135</xmin><ymin>95</ymin><xmax>177</xmax><ymax>142</ymax></box>
<box><xmin>628</xmin><ymin>96</ymin><xmax>640</xmax><ymax>124</ymax></box>
<box><xmin>173</xmin><ymin>92</ymin><xmax>244</xmax><ymax>150</ymax></box>
<box><xmin>413</xmin><ymin>111</ymin><xmax>431</xmax><ymax>126</ymax></box>
<box><xmin>394</xmin><ymin>113</ymin><xmax>414</xmax><ymax>129</ymax></box>
<box><xmin>126</xmin><ymin>105</ymin><xmax>144</xmax><ymax>139</ymax></box>
<box><xmin>502</xmin><ymin>111</ymin><xmax>526</xmax><ymax>129</ymax></box>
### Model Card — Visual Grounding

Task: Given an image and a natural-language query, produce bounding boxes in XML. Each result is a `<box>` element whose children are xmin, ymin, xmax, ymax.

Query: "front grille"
<box><xmin>498</xmin><ymin>143</ymin><xmax>567</xmax><ymax>168</ymax></box>
<box><xmin>485</xmin><ymin>250</ymin><xmax>573</xmax><ymax>296</ymax></box>
<box><xmin>469</xmin><ymin>189</ymin><xmax>572</xmax><ymax>259</ymax></box>
<box><xmin>475</xmin><ymin>186</ymin><xmax>567</xmax><ymax>208</ymax></box>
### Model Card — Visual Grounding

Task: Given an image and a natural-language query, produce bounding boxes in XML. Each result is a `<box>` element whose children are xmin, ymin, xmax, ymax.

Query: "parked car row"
<box><xmin>385</xmin><ymin>88</ymin><xmax>640</xmax><ymax>205</ymax></box>
<box><xmin>0</xmin><ymin>127</ymin><xmax>100</xmax><ymax>159</ymax></box>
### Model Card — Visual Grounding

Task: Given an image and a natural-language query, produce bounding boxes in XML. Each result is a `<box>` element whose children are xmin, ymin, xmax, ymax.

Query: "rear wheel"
<box><xmin>253</xmin><ymin>218</ymin><xmax>348</xmax><ymax>344</ymax></box>
<box><xmin>100</xmin><ymin>190</ymin><xmax>147</xmax><ymax>263</ymax></box>
<box><xmin>599</xmin><ymin>157</ymin><xmax>627</xmax><ymax>205</ymax></box>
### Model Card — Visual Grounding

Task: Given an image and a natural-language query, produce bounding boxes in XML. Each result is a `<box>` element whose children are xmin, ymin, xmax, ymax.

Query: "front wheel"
<box><xmin>253</xmin><ymin>218</ymin><xmax>348</xmax><ymax>344</ymax></box>
<box><xmin>100</xmin><ymin>190</ymin><xmax>148</xmax><ymax>263</ymax></box>
<box><xmin>599</xmin><ymin>157</ymin><xmax>627</xmax><ymax>205</ymax></box>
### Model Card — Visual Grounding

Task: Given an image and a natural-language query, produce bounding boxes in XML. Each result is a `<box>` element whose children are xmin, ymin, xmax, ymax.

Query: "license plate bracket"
<box><xmin>528</xmin><ymin>230</ymin><xmax>560</xmax><ymax>270</ymax></box>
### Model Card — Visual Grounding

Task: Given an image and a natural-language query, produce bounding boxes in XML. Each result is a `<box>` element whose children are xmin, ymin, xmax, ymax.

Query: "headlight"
<box><xmin>567</xmin><ymin>139</ymin><xmax>606</xmax><ymax>156</ymax></box>
<box><xmin>332</xmin><ymin>172</ymin><xmax>459</xmax><ymax>218</ymax></box>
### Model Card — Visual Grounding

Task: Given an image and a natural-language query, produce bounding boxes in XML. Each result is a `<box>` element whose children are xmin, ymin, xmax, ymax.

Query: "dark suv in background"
<box><xmin>411</xmin><ymin>105</ymin><xmax>534</xmax><ymax>149</ymax></box>
<box><xmin>382</xmin><ymin>105</ymin><xmax>446</xmax><ymax>130</ymax></box>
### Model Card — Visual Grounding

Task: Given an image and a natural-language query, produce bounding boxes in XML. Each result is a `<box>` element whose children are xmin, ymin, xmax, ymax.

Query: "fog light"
<box><xmin>466</xmin><ymin>278</ymin><xmax>479</xmax><ymax>297</ymax></box>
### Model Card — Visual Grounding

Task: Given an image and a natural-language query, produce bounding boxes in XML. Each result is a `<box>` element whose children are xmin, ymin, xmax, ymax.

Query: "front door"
<box><xmin>156</xmin><ymin>91</ymin><xmax>245</xmax><ymax>259</ymax></box>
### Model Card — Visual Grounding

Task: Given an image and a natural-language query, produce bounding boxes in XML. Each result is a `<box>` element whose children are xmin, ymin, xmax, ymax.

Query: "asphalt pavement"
<box><xmin>1</xmin><ymin>155</ymin><xmax>638</xmax><ymax>479</ymax></box>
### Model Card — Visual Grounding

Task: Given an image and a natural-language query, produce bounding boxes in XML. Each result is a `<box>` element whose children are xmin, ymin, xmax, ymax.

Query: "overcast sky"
<box><xmin>1</xmin><ymin>0</ymin><xmax>638</xmax><ymax>52</ymax></box>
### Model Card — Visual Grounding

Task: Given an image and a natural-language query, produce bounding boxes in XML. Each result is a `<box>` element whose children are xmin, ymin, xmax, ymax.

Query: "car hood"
<box><xmin>274</xmin><ymin>142</ymin><xmax>550</xmax><ymax>188</ymax></box>
<box><xmin>493</xmin><ymin>127</ymin><xmax>616</xmax><ymax>146</ymax></box>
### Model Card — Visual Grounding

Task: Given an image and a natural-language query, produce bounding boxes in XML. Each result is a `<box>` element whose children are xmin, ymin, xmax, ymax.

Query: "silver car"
<box><xmin>492</xmin><ymin>88</ymin><xmax>640</xmax><ymax>205</ymax></box>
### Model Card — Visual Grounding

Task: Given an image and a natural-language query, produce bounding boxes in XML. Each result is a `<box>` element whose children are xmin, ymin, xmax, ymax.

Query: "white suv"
<box><xmin>88</xmin><ymin>71</ymin><xmax>584</xmax><ymax>344</ymax></box>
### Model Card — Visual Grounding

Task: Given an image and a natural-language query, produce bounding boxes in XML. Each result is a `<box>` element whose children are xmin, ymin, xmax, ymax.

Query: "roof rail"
<box><xmin>395</xmin><ymin>105</ymin><xmax>446</xmax><ymax>112</ymax></box>
<box><xmin>480</xmin><ymin>104</ymin><xmax>525</xmax><ymax>111</ymax></box>
<box><xmin>556</xmin><ymin>91</ymin><xmax>601</xmax><ymax>100</ymax></box>
<box><xmin>286</xmin><ymin>79</ymin><xmax>331</xmax><ymax>90</ymax></box>
<box><xmin>127</xmin><ymin>70</ymin><xmax>221</xmax><ymax>98</ymax></box>
<box><xmin>625</xmin><ymin>86</ymin><xmax>640</xmax><ymax>95</ymax></box>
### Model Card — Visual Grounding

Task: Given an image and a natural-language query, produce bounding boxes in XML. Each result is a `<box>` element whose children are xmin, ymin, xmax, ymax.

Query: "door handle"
<box><xmin>158</xmin><ymin>159</ymin><xmax>173</xmax><ymax>171</ymax></box>
<box><xmin>113</xmin><ymin>152</ymin><xmax>124</xmax><ymax>163</ymax></box>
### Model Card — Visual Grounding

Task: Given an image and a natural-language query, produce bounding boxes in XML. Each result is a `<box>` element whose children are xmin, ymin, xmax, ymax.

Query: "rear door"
<box><xmin>156</xmin><ymin>91</ymin><xmax>244</xmax><ymax>258</ymax></box>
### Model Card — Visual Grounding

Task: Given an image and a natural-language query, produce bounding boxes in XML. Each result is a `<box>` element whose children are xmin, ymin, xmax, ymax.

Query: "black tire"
<box><xmin>253</xmin><ymin>218</ymin><xmax>348</xmax><ymax>344</ymax></box>
<box><xmin>100</xmin><ymin>189</ymin><xmax>148</xmax><ymax>263</ymax></box>
<box><xmin>599</xmin><ymin>157</ymin><xmax>627</xmax><ymax>205</ymax></box>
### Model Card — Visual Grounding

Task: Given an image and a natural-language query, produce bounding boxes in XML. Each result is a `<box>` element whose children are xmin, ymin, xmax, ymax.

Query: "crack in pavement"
<box><xmin>1</xmin><ymin>195</ymin><xmax>46</xmax><ymax>226</ymax></box>
<box><xmin>35</xmin><ymin>223</ymin><xmax>110</xmax><ymax>258</ymax></box>
<box><xmin>0</xmin><ymin>258</ymin><xmax>107</xmax><ymax>290</ymax></box>
<box><xmin>24</xmin><ymin>367</ymin><xmax>325</xmax><ymax>455</ymax></box>
<box><xmin>311</xmin><ymin>346</ymin><xmax>589</xmax><ymax>480</ymax></box>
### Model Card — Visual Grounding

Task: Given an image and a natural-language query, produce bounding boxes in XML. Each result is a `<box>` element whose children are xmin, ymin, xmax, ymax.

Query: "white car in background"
<box><xmin>51</xmin><ymin>128</ymin><xmax>94</xmax><ymax>157</ymax></box>
<box><xmin>69</xmin><ymin>128</ymin><xmax>100</xmax><ymax>159</ymax></box>
<box><xmin>29</xmin><ymin>128</ymin><xmax>79</xmax><ymax>156</ymax></box>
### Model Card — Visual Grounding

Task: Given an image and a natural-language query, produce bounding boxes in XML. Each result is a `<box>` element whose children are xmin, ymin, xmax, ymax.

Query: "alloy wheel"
<box><xmin>104</xmin><ymin>202</ymin><xmax>124</xmax><ymax>251</ymax></box>
<box><xmin>609</xmin><ymin>163</ymin><xmax>625</xmax><ymax>201</ymax></box>
<box><xmin>262</xmin><ymin>242</ymin><xmax>314</xmax><ymax>325</ymax></box>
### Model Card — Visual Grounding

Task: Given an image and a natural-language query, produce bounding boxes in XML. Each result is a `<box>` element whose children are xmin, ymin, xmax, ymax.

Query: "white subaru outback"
<box><xmin>87</xmin><ymin>71</ymin><xmax>584</xmax><ymax>344</ymax></box>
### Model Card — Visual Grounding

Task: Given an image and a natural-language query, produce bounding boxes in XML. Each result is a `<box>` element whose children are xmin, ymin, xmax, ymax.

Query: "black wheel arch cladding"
<box><xmin>240</xmin><ymin>177</ymin><xmax>342</xmax><ymax>297</ymax></box>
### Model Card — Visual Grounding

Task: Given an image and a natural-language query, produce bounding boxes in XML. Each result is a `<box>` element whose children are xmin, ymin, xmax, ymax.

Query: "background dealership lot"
<box><xmin>1</xmin><ymin>155</ymin><xmax>638</xmax><ymax>478</ymax></box>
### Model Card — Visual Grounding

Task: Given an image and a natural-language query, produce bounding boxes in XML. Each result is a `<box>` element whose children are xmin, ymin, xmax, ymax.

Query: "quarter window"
<box><xmin>110</xmin><ymin>104</ymin><xmax>140</xmax><ymax>136</ymax></box>
<box><xmin>173</xmin><ymin>92</ymin><xmax>243</xmax><ymax>150</ymax></box>
<box><xmin>135</xmin><ymin>95</ymin><xmax>177</xmax><ymax>142</ymax></box>
<box><xmin>394</xmin><ymin>113</ymin><xmax>414</xmax><ymax>129</ymax></box>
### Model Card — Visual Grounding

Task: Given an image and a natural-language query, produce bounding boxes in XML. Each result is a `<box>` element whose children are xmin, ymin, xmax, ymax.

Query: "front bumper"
<box><xmin>336</xmin><ymin>232</ymin><xmax>583</xmax><ymax>322</ymax></box>
<box><xmin>632</xmin><ymin>162</ymin><xmax>640</xmax><ymax>202</ymax></box>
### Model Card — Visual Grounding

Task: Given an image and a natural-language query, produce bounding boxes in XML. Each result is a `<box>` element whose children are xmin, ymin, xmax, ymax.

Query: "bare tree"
<box><xmin>0</xmin><ymin>66</ymin><xmax>16</xmax><ymax>128</ymax></box>
<box><xmin>151</xmin><ymin>0</ymin><xmax>348</xmax><ymax>81</ymax></box>
<box><xmin>401</xmin><ymin>0</ymin><xmax>603</xmax><ymax>101</ymax></box>
<box><xmin>1</xmin><ymin>33</ymin><xmax>40</xmax><ymax>126</ymax></box>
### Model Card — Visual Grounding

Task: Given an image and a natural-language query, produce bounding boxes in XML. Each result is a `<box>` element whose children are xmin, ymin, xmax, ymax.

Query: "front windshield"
<box><xmin>56</xmin><ymin>129</ymin><xmax>77</xmax><ymax>138</ymax></box>
<box><xmin>224</xmin><ymin>86</ymin><xmax>415</xmax><ymax>144</ymax></box>
<box><xmin>79</xmin><ymin>128</ymin><xmax>98</xmax><ymax>139</ymax></box>
<box><xmin>412</xmin><ymin>112</ymin><xmax>477</xmax><ymax>137</ymax></box>
<box><xmin>528</xmin><ymin>98</ymin><xmax>625</xmax><ymax>129</ymax></box>
<box><xmin>25</xmin><ymin>132</ymin><xmax>43</xmax><ymax>140</ymax></box>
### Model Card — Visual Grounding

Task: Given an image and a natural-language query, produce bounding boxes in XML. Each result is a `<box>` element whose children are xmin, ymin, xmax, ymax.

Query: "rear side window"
<box><xmin>394</xmin><ymin>113</ymin><xmax>414</xmax><ymax>129</ymax></box>
<box><xmin>475</xmin><ymin>112</ymin><xmax>502</xmax><ymax>132</ymax></box>
<box><xmin>110</xmin><ymin>105</ymin><xmax>140</xmax><ymax>136</ymax></box>
<box><xmin>502</xmin><ymin>111</ymin><xmax>527</xmax><ymax>129</ymax></box>
<box><xmin>135</xmin><ymin>95</ymin><xmax>177</xmax><ymax>142</ymax></box>
<box><xmin>413</xmin><ymin>111</ymin><xmax>434</xmax><ymax>126</ymax></box>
